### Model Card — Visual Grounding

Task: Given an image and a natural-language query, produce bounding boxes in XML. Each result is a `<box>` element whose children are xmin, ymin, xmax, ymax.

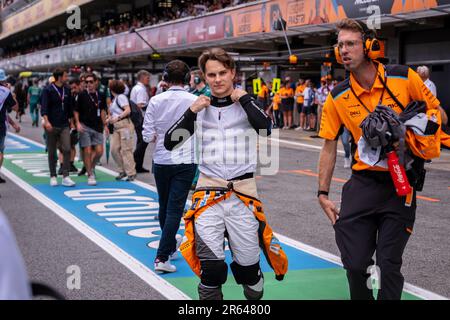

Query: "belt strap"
<box><xmin>228</xmin><ymin>172</ymin><xmax>254</xmax><ymax>181</ymax></box>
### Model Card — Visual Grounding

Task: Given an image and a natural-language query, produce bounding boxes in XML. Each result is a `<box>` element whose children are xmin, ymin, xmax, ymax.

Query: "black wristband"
<box><xmin>317</xmin><ymin>190</ymin><xmax>329</xmax><ymax>198</ymax></box>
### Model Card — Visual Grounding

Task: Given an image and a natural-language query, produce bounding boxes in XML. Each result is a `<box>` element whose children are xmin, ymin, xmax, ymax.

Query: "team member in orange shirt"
<box><xmin>279</xmin><ymin>81</ymin><xmax>294</xmax><ymax>129</ymax></box>
<box><xmin>295</xmin><ymin>79</ymin><xmax>306</xmax><ymax>130</ymax></box>
<box><xmin>271</xmin><ymin>92</ymin><xmax>282</xmax><ymax>128</ymax></box>
<box><xmin>318</xmin><ymin>19</ymin><xmax>441</xmax><ymax>300</ymax></box>
<box><xmin>256</xmin><ymin>80</ymin><xmax>270</xmax><ymax>110</ymax></box>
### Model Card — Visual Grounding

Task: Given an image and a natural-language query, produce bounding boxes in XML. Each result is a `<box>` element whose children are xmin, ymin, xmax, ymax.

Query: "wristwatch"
<box><xmin>317</xmin><ymin>190</ymin><xmax>329</xmax><ymax>198</ymax></box>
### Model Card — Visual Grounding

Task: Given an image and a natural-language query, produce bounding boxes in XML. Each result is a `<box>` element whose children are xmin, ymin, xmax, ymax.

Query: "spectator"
<box><xmin>27</xmin><ymin>78</ymin><xmax>42</xmax><ymax>127</ymax></box>
<box><xmin>1</xmin><ymin>0</ymin><xmax>254</xmax><ymax>58</ymax></box>
<box><xmin>294</xmin><ymin>78</ymin><xmax>306</xmax><ymax>130</ymax></box>
<box><xmin>256</xmin><ymin>79</ymin><xmax>269</xmax><ymax>110</ymax></box>
<box><xmin>142</xmin><ymin>60</ymin><xmax>197</xmax><ymax>273</ymax></box>
<box><xmin>130</xmin><ymin>70</ymin><xmax>151</xmax><ymax>173</ymax></box>
<box><xmin>301</xmin><ymin>80</ymin><xmax>314</xmax><ymax>130</ymax></box>
<box><xmin>107</xmin><ymin>80</ymin><xmax>136</xmax><ymax>181</ymax></box>
<box><xmin>40</xmin><ymin>68</ymin><xmax>76</xmax><ymax>187</ymax></box>
<box><xmin>417</xmin><ymin>66</ymin><xmax>437</xmax><ymax>97</ymax></box>
<box><xmin>67</xmin><ymin>78</ymin><xmax>81</xmax><ymax>174</ymax></box>
<box><xmin>74</xmin><ymin>73</ymin><xmax>108</xmax><ymax>186</ymax></box>
<box><xmin>271</xmin><ymin>91</ymin><xmax>282</xmax><ymax>129</ymax></box>
<box><xmin>279</xmin><ymin>80</ymin><xmax>294</xmax><ymax>129</ymax></box>
<box><xmin>189</xmin><ymin>68</ymin><xmax>211</xmax><ymax>97</ymax></box>
<box><xmin>14</xmin><ymin>80</ymin><xmax>27</xmax><ymax>123</ymax></box>
<box><xmin>0</xmin><ymin>70</ymin><xmax>20</xmax><ymax>184</ymax></box>
<box><xmin>316</xmin><ymin>77</ymin><xmax>332</xmax><ymax>133</ymax></box>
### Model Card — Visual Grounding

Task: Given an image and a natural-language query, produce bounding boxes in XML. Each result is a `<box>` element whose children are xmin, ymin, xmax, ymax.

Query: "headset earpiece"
<box><xmin>334</xmin><ymin>45</ymin><xmax>343</xmax><ymax>64</ymax></box>
<box><xmin>162</xmin><ymin>69</ymin><xmax>168</xmax><ymax>82</ymax></box>
<box><xmin>358</xmin><ymin>21</ymin><xmax>383</xmax><ymax>61</ymax></box>
<box><xmin>365</xmin><ymin>37</ymin><xmax>382</xmax><ymax>60</ymax></box>
<box><xmin>194</xmin><ymin>75</ymin><xmax>201</xmax><ymax>85</ymax></box>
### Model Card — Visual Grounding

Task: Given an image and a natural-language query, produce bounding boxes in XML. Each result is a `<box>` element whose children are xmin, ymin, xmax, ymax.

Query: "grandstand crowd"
<box><xmin>1</xmin><ymin>0</ymin><xmax>252</xmax><ymax>59</ymax></box>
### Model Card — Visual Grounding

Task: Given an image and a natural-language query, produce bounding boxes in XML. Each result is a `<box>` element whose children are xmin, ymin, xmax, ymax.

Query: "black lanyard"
<box><xmin>87</xmin><ymin>91</ymin><xmax>99</xmax><ymax>109</ymax></box>
<box><xmin>349</xmin><ymin>73</ymin><xmax>386</xmax><ymax>114</ymax></box>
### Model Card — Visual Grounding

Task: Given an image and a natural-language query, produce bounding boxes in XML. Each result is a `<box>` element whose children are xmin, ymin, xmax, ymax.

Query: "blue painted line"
<box><xmin>5</xmin><ymin>133</ymin><xmax>43</xmax><ymax>153</ymax></box>
<box><xmin>34</xmin><ymin>181</ymin><xmax>339</xmax><ymax>279</ymax></box>
<box><xmin>6</xmin><ymin>133</ymin><xmax>342</xmax><ymax>279</ymax></box>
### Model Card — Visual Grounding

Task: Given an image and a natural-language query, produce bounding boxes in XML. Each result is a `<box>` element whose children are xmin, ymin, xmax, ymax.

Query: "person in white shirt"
<box><xmin>417</xmin><ymin>66</ymin><xmax>437</xmax><ymax>97</ymax></box>
<box><xmin>317</xmin><ymin>77</ymin><xmax>330</xmax><ymax>133</ymax></box>
<box><xmin>130</xmin><ymin>70</ymin><xmax>151</xmax><ymax>173</ymax></box>
<box><xmin>302</xmin><ymin>79</ymin><xmax>315</xmax><ymax>130</ymax></box>
<box><xmin>142</xmin><ymin>60</ymin><xmax>197</xmax><ymax>274</ymax></box>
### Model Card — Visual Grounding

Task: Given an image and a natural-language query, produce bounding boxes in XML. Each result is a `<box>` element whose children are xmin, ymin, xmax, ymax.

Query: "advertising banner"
<box><xmin>224</xmin><ymin>2</ymin><xmax>265</xmax><ymax>38</ymax></box>
<box><xmin>1</xmin><ymin>0</ymin><xmax>94</xmax><ymax>40</ymax></box>
<box><xmin>115</xmin><ymin>33</ymin><xmax>138</xmax><ymax>55</ymax></box>
<box><xmin>158</xmin><ymin>21</ymin><xmax>188</xmax><ymax>48</ymax></box>
<box><xmin>137</xmin><ymin>28</ymin><xmax>160</xmax><ymax>51</ymax></box>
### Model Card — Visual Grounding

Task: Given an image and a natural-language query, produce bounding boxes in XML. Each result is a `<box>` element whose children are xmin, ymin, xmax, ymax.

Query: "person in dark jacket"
<box><xmin>41</xmin><ymin>68</ymin><xmax>76</xmax><ymax>187</ymax></box>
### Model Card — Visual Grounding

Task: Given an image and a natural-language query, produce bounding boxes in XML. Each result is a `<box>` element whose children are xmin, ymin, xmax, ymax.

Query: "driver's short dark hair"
<box><xmin>198</xmin><ymin>48</ymin><xmax>235</xmax><ymax>74</ymax></box>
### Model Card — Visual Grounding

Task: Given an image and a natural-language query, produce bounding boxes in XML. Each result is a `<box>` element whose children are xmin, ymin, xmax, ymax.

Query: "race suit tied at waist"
<box><xmin>196</xmin><ymin>173</ymin><xmax>258</xmax><ymax>199</ymax></box>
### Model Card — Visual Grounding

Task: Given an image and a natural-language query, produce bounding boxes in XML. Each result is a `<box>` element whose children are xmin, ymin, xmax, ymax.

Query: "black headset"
<box><xmin>162</xmin><ymin>60</ymin><xmax>191</xmax><ymax>84</ymax></box>
<box><xmin>189</xmin><ymin>67</ymin><xmax>204</xmax><ymax>85</ymax></box>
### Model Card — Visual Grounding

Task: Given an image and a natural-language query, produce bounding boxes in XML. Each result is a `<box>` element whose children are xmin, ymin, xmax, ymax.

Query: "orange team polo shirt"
<box><xmin>279</xmin><ymin>87</ymin><xmax>294</xmax><ymax>99</ymax></box>
<box><xmin>319</xmin><ymin>62</ymin><xmax>440</xmax><ymax>171</ymax></box>
<box><xmin>258</xmin><ymin>85</ymin><xmax>269</xmax><ymax>99</ymax></box>
<box><xmin>295</xmin><ymin>84</ymin><xmax>306</xmax><ymax>103</ymax></box>
<box><xmin>273</xmin><ymin>93</ymin><xmax>281</xmax><ymax>110</ymax></box>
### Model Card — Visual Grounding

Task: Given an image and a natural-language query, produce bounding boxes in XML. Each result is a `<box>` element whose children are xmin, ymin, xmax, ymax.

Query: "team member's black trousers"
<box><xmin>334</xmin><ymin>170</ymin><xmax>416</xmax><ymax>300</ymax></box>
<box><xmin>134</xmin><ymin>120</ymin><xmax>148</xmax><ymax>170</ymax></box>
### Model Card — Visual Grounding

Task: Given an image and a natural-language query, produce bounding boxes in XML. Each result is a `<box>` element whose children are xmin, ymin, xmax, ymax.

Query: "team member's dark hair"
<box><xmin>336</xmin><ymin>18</ymin><xmax>376</xmax><ymax>38</ymax></box>
<box><xmin>198</xmin><ymin>48</ymin><xmax>235</xmax><ymax>74</ymax></box>
<box><xmin>69</xmin><ymin>78</ymin><xmax>80</xmax><ymax>85</ymax></box>
<box><xmin>84</xmin><ymin>73</ymin><xmax>97</xmax><ymax>81</ymax></box>
<box><xmin>53</xmin><ymin>68</ymin><xmax>66</xmax><ymax>81</ymax></box>
<box><xmin>164</xmin><ymin>60</ymin><xmax>190</xmax><ymax>84</ymax></box>
<box><xmin>109</xmin><ymin>80</ymin><xmax>125</xmax><ymax>94</ymax></box>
